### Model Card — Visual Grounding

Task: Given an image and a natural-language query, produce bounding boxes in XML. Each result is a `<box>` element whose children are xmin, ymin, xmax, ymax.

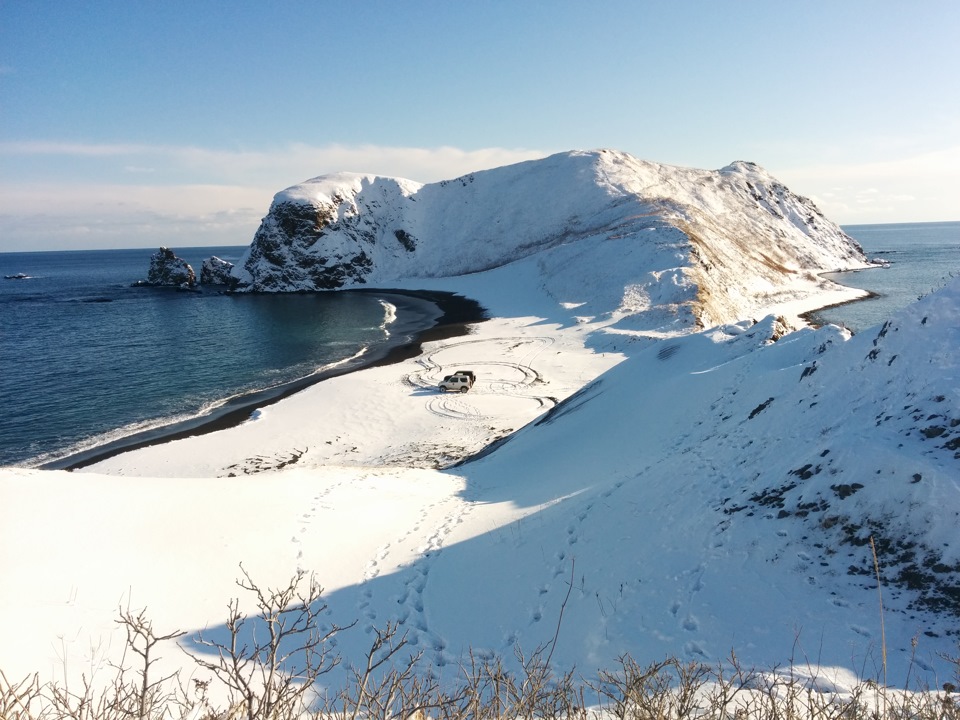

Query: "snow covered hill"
<box><xmin>188</xmin><ymin>277</ymin><xmax>953</xmax><ymax>692</ymax></box>
<box><xmin>414</xmin><ymin>280</ymin><xmax>960</xmax><ymax>682</ymax></box>
<box><xmin>234</xmin><ymin>150</ymin><xmax>868</xmax><ymax>330</ymax></box>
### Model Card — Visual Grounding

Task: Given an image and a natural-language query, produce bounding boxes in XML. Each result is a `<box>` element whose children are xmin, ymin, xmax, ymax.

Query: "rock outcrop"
<box><xmin>200</xmin><ymin>256</ymin><xmax>235</xmax><ymax>286</ymax></box>
<box><xmin>231</xmin><ymin>150</ymin><xmax>870</xmax><ymax>328</ymax></box>
<box><xmin>134</xmin><ymin>247</ymin><xmax>196</xmax><ymax>288</ymax></box>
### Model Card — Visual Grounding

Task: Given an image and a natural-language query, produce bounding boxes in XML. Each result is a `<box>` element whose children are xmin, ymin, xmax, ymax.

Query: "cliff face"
<box><xmin>233</xmin><ymin>174</ymin><xmax>417</xmax><ymax>292</ymax></box>
<box><xmin>233</xmin><ymin>150</ymin><xmax>867</xmax><ymax>327</ymax></box>
<box><xmin>136</xmin><ymin>247</ymin><xmax>196</xmax><ymax>287</ymax></box>
<box><xmin>199</xmin><ymin>256</ymin><xmax>235</xmax><ymax>286</ymax></box>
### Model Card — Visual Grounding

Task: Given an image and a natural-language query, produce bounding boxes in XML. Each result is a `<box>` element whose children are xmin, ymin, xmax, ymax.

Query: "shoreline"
<box><xmin>37</xmin><ymin>274</ymin><xmax>873</xmax><ymax>473</ymax></box>
<box><xmin>798</xmin><ymin>289</ymin><xmax>880</xmax><ymax>329</ymax></box>
<box><xmin>44</xmin><ymin>288</ymin><xmax>487</xmax><ymax>471</ymax></box>
<box><xmin>798</xmin><ymin>267</ymin><xmax>882</xmax><ymax>329</ymax></box>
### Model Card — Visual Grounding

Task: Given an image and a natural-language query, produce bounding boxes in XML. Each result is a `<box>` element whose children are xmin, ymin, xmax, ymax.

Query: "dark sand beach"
<box><xmin>45</xmin><ymin>289</ymin><xmax>486</xmax><ymax>471</ymax></box>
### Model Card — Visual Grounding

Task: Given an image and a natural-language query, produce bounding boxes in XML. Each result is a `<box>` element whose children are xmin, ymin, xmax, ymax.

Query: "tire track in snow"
<box><xmin>425</xmin><ymin>394</ymin><xmax>483</xmax><ymax>420</ymax></box>
<box><xmin>404</xmin><ymin>337</ymin><xmax>558</xmax><ymax>421</ymax></box>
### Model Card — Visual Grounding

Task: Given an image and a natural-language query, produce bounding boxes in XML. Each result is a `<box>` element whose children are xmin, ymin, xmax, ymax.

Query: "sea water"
<box><xmin>812</xmin><ymin>221</ymin><xmax>960</xmax><ymax>332</ymax></box>
<box><xmin>0</xmin><ymin>247</ymin><xmax>395</xmax><ymax>467</ymax></box>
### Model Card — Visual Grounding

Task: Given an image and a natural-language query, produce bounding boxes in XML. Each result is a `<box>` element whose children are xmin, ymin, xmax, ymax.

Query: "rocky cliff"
<box><xmin>200</xmin><ymin>256</ymin><xmax>235</xmax><ymax>285</ymax></box>
<box><xmin>134</xmin><ymin>247</ymin><xmax>196</xmax><ymax>287</ymax></box>
<box><xmin>232</xmin><ymin>150</ymin><xmax>868</xmax><ymax>327</ymax></box>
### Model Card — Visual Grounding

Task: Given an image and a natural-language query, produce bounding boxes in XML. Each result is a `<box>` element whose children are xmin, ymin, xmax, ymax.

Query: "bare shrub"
<box><xmin>113</xmin><ymin>603</ymin><xmax>187</xmax><ymax>720</ymax></box>
<box><xmin>0</xmin><ymin>670</ymin><xmax>43</xmax><ymax>720</ymax></box>
<box><xmin>591</xmin><ymin>655</ymin><xmax>716</xmax><ymax>720</ymax></box>
<box><xmin>321</xmin><ymin>621</ymin><xmax>452</xmax><ymax>720</ymax></box>
<box><xmin>183</xmin><ymin>564</ymin><xmax>351</xmax><ymax>720</ymax></box>
<box><xmin>5</xmin><ymin>568</ymin><xmax>960</xmax><ymax>720</ymax></box>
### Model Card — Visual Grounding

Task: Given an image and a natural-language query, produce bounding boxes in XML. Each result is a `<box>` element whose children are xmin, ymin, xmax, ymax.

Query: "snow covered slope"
<box><xmin>234</xmin><ymin>150</ymin><xmax>868</xmax><ymax>329</ymax></box>
<box><xmin>297</xmin><ymin>278</ymin><xmax>959</xmax><ymax>686</ymax></box>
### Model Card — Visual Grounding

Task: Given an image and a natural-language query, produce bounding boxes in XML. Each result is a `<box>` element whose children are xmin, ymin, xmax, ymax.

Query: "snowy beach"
<box><xmin>0</xmin><ymin>266</ymin><xmax>632</xmax><ymax>684</ymax></box>
<box><xmin>7</xmin><ymin>266</ymin><xmax>955</xmax><ymax>688</ymax></box>
<box><xmin>2</xmin><ymin>153</ymin><xmax>958</xmax><ymax>707</ymax></box>
<box><xmin>41</xmin><ymin>289</ymin><xmax>485</xmax><ymax>471</ymax></box>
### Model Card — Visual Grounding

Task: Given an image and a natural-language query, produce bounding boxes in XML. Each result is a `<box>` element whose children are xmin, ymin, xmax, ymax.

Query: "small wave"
<box><xmin>26</xmin><ymin>347</ymin><xmax>376</xmax><ymax>468</ymax></box>
<box><xmin>56</xmin><ymin>296</ymin><xmax>120</xmax><ymax>304</ymax></box>
<box><xmin>25</xmin><ymin>409</ymin><xmax>207</xmax><ymax>469</ymax></box>
<box><xmin>314</xmin><ymin>346</ymin><xmax>368</xmax><ymax>373</ymax></box>
<box><xmin>378</xmin><ymin>300</ymin><xmax>397</xmax><ymax>336</ymax></box>
<box><xmin>25</xmin><ymin>383</ymin><xmax>276</xmax><ymax>468</ymax></box>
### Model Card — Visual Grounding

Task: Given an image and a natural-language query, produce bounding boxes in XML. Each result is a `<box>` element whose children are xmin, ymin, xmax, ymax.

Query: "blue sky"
<box><xmin>2</xmin><ymin>1</ymin><xmax>958</xmax><ymax>251</ymax></box>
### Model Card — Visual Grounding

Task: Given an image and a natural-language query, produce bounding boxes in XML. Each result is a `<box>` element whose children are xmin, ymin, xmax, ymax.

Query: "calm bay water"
<box><xmin>813</xmin><ymin>221</ymin><xmax>960</xmax><ymax>332</ymax></box>
<box><xmin>0</xmin><ymin>247</ymin><xmax>394</xmax><ymax>467</ymax></box>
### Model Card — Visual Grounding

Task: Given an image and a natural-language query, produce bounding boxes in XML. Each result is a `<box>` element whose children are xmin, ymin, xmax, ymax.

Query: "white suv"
<box><xmin>438</xmin><ymin>370</ymin><xmax>476</xmax><ymax>393</ymax></box>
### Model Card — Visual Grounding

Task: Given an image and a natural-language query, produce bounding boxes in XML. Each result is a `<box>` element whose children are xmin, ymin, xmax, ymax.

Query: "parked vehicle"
<box><xmin>438</xmin><ymin>370</ymin><xmax>476</xmax><ymax>393</ymax></box>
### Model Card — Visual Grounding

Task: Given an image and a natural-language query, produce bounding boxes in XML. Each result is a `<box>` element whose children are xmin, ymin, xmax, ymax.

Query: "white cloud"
<box><xmin>0</xmin><ymin>143</ymin><xmax>550</xmax><ymax>250</ymax></box>
<box><xmin>0</xmin><ymin>140</ymin><xmax>157</xmax><ymax>156</ymax></box>
<box><xmin>159</xmin><ymin>142</ymin><xmax>549</xmax><ymax>186</ymax></box>
<box><xmin>0</xmin><ymin>182</ymin><xmax>267</xmax><ymax>215</ymax></box>
<box><xmin>0</xmin><ymin>182</ymin><xmax>270</xmax><ymax>249</ymax></box>
<box><xmin>773</xmin><ymin>145</ymin><xmax>960</xmax><ymax>224</ymax></box>
<box><xmin>0</xmin><ymin>140</ymin><xmax>548</xmax><ymax>185</ymax></box>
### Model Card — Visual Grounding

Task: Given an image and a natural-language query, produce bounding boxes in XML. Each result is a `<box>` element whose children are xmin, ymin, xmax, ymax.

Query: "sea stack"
<box><xmin>134</xmin><ymin>247</ymin><xmax>197</xmax><ymax>288</ymax></box>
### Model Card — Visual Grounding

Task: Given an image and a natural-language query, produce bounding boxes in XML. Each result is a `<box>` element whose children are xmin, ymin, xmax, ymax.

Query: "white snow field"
<box><xmin>1</xmin><ymin>152</ymin><xmax>957</xmax><ymax>707</ymax></box>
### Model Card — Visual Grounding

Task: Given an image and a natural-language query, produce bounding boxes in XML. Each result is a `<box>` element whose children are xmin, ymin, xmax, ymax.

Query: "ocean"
<box><xmin>813</xmin><ymin>221</ymin><xmax>960</xmax><ymax>332</ymax></box>
<box><xmin>0</xmin><ymin>247</ymin><xmax>414</xmax><ymax>468</ymax></box>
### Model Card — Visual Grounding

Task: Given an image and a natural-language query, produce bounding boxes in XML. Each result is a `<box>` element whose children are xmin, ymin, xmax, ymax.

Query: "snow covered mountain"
<box><xmin>208</xmin><ymin>152</ymin><xmax>956</xmax><ymax>682</ymax></box>
<box><xmin>234</xmin><ymin>150</ymin><xmax>868</xmax><ymax>330</ymax></box>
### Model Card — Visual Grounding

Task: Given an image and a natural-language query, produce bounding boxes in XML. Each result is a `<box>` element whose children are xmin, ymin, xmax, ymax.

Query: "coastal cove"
<box><xmin>5</xmin><ymin>259</ymin><xmax>959</xmax><ymax>693</ymax></box>
<box><xmin>0</xmin><ymin>246</ymin><xmax>485</xmax><ymax>468</ymax></box>
<box><xmin>43</xmin><ymin>289</ymin><xmax>486</xmax><ymax>471</ymax></box>
<box><xmin>4</xmin><ymin>2</ymin><xmax>960</xmax><ymax>710</ymax></box>
<box><xmin>808</xmin><ymin>221</ymin><xmax>960</xmax><ymax>331</ymax></box>
<box><xmin>4</xmin><ymin>221</ymin><xmax>954</xmax><ymax>470</ymax></box>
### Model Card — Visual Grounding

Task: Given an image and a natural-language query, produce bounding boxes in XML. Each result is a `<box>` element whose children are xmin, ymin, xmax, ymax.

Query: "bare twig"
<box><xmin>545</xmin><ymin>557</ymin><xmax>574</xmax><ymax>669</ymax></box>
<box><xmin>870</xmin><ymin>536</ymin><xmax>888</xmax><ymax>693</ymax></box>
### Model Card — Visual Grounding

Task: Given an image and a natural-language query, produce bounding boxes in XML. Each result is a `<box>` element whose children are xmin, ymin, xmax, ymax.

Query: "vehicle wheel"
<box><xmin>460</xmin><ymin>387</ymin><xmax>469</xmax><ymax>393</ymax></box>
